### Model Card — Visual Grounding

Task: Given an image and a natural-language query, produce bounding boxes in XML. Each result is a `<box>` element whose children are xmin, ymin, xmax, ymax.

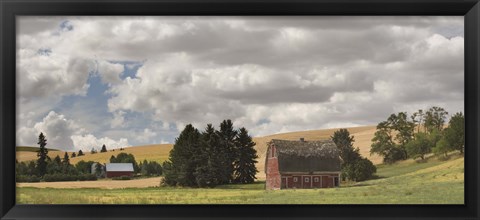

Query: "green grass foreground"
<box><xmin>17</xmin><ymin>155</ymin><xmax>464</xmax><ymax>204</ymax></box>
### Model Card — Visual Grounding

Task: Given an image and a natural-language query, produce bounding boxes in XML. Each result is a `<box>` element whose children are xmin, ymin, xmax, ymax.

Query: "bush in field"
<box><xmin>16</xmin><ymin>175</ymin><xmax>41</xmax><ymax>183</ymax></box>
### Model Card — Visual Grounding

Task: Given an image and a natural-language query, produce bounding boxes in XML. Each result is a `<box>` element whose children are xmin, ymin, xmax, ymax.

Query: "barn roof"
<box><xmin>106</xmin><ymin>163</ymin><xmax>134</xmax><ymax>172</ymax></box>
<box><xmin>269</xmin><ymin>139</ymin><xmax>341</xmax><ymax>173</ymax></box>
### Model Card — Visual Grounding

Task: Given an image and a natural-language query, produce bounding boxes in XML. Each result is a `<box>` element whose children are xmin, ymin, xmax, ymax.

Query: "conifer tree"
<box><xmin>233</xmin><ymin>127</ymin><xmax>258</xmax><ymax>184</ymax></box>
<box><xmin>71</xmin><ymin>152</ymin><xmax>76</xmax><ymax>158</ymax></box>
<box><xmin>163</xmin><ymin>124</ymin><xmax>201</xmax><ymax>187</ymax></box>
<box><xmin>36</xmin><ymin>132</ymin><xmax>49</xmax><ymax>176</ymax></box>
<box><xmin>78</xmin><ymin>150</ymin><xmax>84</xmax><ymax>156</ymax></box>
<box><xmin>62</xmin><ymin>152</ymin><xmax>70</xmax><ymax>166</ymax></box>
<box><xmin>217</xmin><ymin>120</ymin><xmax>238</xmax><ymax>184</ymax></box>
<box><xmin>100</xmin><ymin>144</ymin><xmax>107</xmax><ymax>153</ymax></box>
<box><xmin>194</xmin><ymin>124</ymin><xmax>224</xmax><ymax>187</ymax></box>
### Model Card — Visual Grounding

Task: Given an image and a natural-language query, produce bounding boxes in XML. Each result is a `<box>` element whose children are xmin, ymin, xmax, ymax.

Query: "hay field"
<box><xmin>17</xmin><ymin>155</ymin><xmax>464</xmax><ymax>204</ymax></box>
<box><xmin>17</xmin><ymin>177</ymin><xmax>162</xmax><ymax>189</ymax></box>
<box><xmin>16</xmin><ymin>144</ymin><xmax>173</xmax><ymax>165</ymax></box>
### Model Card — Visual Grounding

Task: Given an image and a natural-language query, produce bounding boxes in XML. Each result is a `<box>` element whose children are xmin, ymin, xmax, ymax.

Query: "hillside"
<box><xmin>16</xmin><ymin>146</ymin><xmax>59</xmax><ymax>152</ymax></box>
<box><xmin>16</xmin><ymin>125</ymin><xmax>381</xmax><ymax>178</ymax></box>
<box><xmin>17</xmin><ymin>154</ymin><xmax>464</xmax><ymax>204</ymax></box>
<box><xmin>16</xmin><ymin>144</ymin><xmax>173</xmax><ymax>165</ymax></box>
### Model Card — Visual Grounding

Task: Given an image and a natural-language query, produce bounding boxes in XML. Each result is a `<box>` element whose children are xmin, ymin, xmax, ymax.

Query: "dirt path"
<box><xmin>17</xmin><ymin>177</ymin><xmax>162</xmax><ymax>189</ymax></box>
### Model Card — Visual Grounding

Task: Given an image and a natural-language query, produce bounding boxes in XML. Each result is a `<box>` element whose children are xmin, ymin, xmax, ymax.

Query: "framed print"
<box><xmin>1</xmin><ymin>0</ymin><xmax>479</xmax><ymax>219</ymax></box>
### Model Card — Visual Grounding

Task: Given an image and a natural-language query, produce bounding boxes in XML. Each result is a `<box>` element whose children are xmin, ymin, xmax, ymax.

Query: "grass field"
<box><xmin>16</xmin><ymin>153</ymin><xmax>464</xmax><ymax>204</ymax></box>
<box><xmin>16</xmin><ymin>146</ymin><xmax>59</xmax><ymax>152</ymax></box>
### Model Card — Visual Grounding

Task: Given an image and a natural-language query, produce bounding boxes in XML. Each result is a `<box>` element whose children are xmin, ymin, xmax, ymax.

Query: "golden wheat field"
<box><xmin>16</xmin><ymin>144</ymin><xmax>173</xmax><ymax>165</ymax></box>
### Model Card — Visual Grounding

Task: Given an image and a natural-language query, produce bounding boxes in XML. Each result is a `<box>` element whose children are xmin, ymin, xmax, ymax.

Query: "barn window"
<box><xmin>314</xmin><ymin>177</ymin><xmax>319</xmax><ymax>182</ymax></box>
<box><xmin>305</xmin><ymin>177</ymin><xmax>309</xmax><ymax>183</ymax></box>
<box><xmin>293</xmin><ymin>177</ymin><xmax>298</xmax><ymax>182</ymax></box>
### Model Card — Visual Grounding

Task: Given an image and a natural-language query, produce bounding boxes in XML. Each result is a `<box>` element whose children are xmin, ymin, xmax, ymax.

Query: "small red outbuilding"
<box><xmin>105</xmin><ymin>163</ymin><xmax>134</xmax><ymax>178</ymax></box>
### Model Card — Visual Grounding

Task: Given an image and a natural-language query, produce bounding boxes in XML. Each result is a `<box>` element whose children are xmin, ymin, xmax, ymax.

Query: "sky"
<box><xmin>16</xmin><ymin>16</ymin><xmax>464</xmax><ymax>151</ymax></box>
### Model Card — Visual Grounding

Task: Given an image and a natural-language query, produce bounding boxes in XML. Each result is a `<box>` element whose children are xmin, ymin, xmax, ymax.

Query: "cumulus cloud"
<box><xmin>17</xmin><ymin>16</ymin><xmax>464</xmax><ymax>144</ymax></box>
<box><xmin>16</xmin><ymin>111</ymin><xmax>130</xmax><ymax>151</ymax></box>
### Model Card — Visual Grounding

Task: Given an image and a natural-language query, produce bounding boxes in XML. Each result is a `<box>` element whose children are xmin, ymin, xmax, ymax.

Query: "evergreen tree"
<box><xmin>36</xmin><ymin>132</ymin><xmax>49</xmax><ymax>176</ymax></box>
<box><xmin>91</xmin><ymin>148</ymin><xmax>97</xmax><ymax>154</ymax></box>
<box><xmin>71</xmin><ymin>152</ymin><xmax>76</xmax><ymax>158</ymax></box>
<box><xmin>194</xmin><ymin>124</ymin><xmax>224</xmax><ymax>187</ymax></box>
<box><xmin>78</xmin><ymin>150</ymin><xmax>84</xmax><ymax>156</ymax></box>
<box><xmin>233</xmin><ymin>127</ymin><xmax>258</xmax><ymax>184</ymax></box>
<box><xmin>163</xmin><ymin>124</ymin><xmax>202</xmax><ymax>187</ymax></box>
<box><xmin>331</xmin><ymin>129</ymin><xmax>361</xmax><ymax>165</ymax></box>
<box><xmin>332</xmin><ymin>129</ymin><xmax>376</xmax><ymax>181</ymax></box>
<box><xmin>62</xmin><ymin>152</ymin><xmax>70</xmax><ymax>166</ymax></box>
<box><xmin>100</xmin><ymin>144</ymin><xmax>107</xmax><ymax>153</ymax></box>
<box><xmin>217</xmin><ymin>120</ymin><xmax>238</xmax><ymax>184</ymax></box>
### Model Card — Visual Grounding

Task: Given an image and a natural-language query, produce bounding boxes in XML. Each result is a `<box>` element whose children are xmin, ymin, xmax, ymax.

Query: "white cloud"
<box><xmin>71</xmin><ymin>134</ymin><xmax>129</xmax><ymax>151</ymax></box>
<box><xmin>16</xmin><ymin>111</ymin><xmax>129</xmax><ymax>151</ymax></box>
<box><xmin>17</xmin><ymin>16</ymin><xmax>464</xmax><ymax>142</ymax></box>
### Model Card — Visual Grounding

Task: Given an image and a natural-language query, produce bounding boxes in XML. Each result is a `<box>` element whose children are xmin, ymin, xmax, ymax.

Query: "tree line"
<box><xmin>16</xmin><ymin>133</ymin><xmax>162</xmax><ymax>182</ymax></box>
<box><xmin>370</xmin><ymin>106</ymin><xmax>464</xmax><ymax>164</ymax></box>
<box><xmin>162</xmin><ymin>119</ymin><xmax>258</xmax><ymax>188</ymax></box>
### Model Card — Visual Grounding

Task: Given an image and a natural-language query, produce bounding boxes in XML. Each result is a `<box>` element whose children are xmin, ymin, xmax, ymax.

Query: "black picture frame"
<box><xmin>1</xmin><ymin>0</ymin><xmax>479</xmax><ymax>219</ymax></box>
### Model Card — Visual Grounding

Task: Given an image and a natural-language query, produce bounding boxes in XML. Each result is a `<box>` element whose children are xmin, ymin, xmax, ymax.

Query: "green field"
<box><xmin>16</xmin><ymin>146</ymin><xmax>59</xmax><ymax>152</ymax></box>
<box><xmin>16</xmin><ymin>154</ymin><xmax>464</xmax><ymax>204</ymax></box>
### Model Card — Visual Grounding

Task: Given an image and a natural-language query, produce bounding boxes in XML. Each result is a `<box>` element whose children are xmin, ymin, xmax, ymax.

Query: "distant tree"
<box><xmin>78</xmin><ymin>150</ymin><xmax>84</xmax><ymax>156</ymax></box>
<box><xmin>233</xmin><ymin>127</ymin><xmax>258</xmax><ymax>184</ymax></box>
<box><xmin>36</xmin><ymin>132</ymin><xmax>49</xmax><ymax>177</ymax></box>
<box><xmin>332</xmin><ymin>129</ymin><xmax>376</xmax><ymax>181</ymax></box>
<box><xmin>405</xmin><ymin>132</ymin><xmax>432</xmax><ymax>160</ymax></box>
<box><xmin>100</xmin><ymin>144</ymin><xmax>107</xmax><ymax>153</ymax></box>
<box><xmin>53</xmin><ymin>155</ymin><xmax>62</xmax><ymax>164</ymax></box>
<box><xmin>27</xmin><ymin>161</ymin><xmax>37</xmax><ymax>176</ymax></box>
<box><xmin>411</xmin><ymin>109</ymin><xmax>425</xmax><ymax>133</ymax></box>
<box><xmin>110</xmin><ymin>153</ymin><xmax>140</xmax><ymax>173</ymax></box>
<box><xmin>95</xmin><ymin>163</ymin><xmax>104</xmax><ymax>176</ymax></box>
<box><xmin>331</xmin><ymin>129</ymin><xmax>361</xmax><ymax>165</ymax></box>
<box><xmin>370</xmin><ymin>128</ymin><xmax>399</xmax><ymax>164</ymax></box>
<box><xmin>163</xmin><ymin>124</ymin><xmax>202</xmax><ymax>187</ymax></box>
<box><xmin>71</xmin><ymin>152</ymin><xmax>76</xmax><ymax>158</ymax></box>
<box><xmin>75</xmin><ymin>160</ymin><xmax>96</xmax><ymax>174</ymax></box>
<box><xmin>435</xmin><ymin>112</ymin><xmax>464</xmax><ymax>155</ymax></box>
<box><xmin>62</xmin><ymin>152</ymin><xmax>70</xmax><ymax>166</ymax></box>
<box><xmin>91</xmin><ymin>148</ymin><xmax>97</xmax><ymax>154</ymax></box>
<box><xmin>424</xmin><ymin>106</ymin><xmax>448</xmax><ymax>133</ymax></box>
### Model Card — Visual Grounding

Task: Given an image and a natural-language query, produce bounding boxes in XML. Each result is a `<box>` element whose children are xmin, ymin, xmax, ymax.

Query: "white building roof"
<box><xmin>105</xmin><ymin>163</ymin><xmax>134</xmax><ymax>172</ymax></box>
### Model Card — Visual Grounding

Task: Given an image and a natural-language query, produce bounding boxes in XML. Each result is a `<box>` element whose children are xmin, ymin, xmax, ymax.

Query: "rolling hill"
<box><xmin>16</xmin><ymin>125</ymin><xmax>382</xmax><ymax>178</ymax></box>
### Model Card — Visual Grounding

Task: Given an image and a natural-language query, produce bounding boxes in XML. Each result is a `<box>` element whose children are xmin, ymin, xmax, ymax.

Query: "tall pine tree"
<box><xmin>217</xmin><ymin>120</ymin><xmax>237</xmax><ymax>184</ymax></box>
<box><xmin>233</xmin><ymin>127</ymin><xmax>258</xmax><ymax>184</ymax></box>
<box><xmin>100</xmin><ymin>144</ymin><xmax>107</xmax><ymax>153</ymax></box>
<box><xmin>163</xmin><ymin>124</ymin><xmax>202</xmax><ymax>187</ymax></box>
<box><xmin>36</xmin><ymin>132</ymin><xmax>49</xmax><ymax>176</ymax></box>
<box><xmin>194</xmin><ymin>124</ymin><xmax>224</xmax><ymax>187</ymax></box>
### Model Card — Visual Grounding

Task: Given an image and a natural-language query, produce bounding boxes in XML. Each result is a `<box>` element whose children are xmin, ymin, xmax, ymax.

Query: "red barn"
<box><xmin>265</xmin><ymin>138</ymin><xmax>341</xmax><ymax>190</ymax></box>
<box><xmin>105</xmin><ymin>163</ymin><xmax>134</xmax><ymax>178</ymax></box>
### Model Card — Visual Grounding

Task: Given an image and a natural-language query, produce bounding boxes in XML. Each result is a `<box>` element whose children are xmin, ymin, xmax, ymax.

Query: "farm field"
<box><xmin>16</xmin><ymin>154</ymin><xmax>464</xmax><ymax>204</ymax></box>
<box><xmin>17</xmin><ymin>125</ymin><xmax>380</xmax><ymax>179</ymax></box>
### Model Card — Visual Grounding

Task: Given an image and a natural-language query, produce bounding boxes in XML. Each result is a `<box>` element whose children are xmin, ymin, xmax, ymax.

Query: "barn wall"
<box><xmin>106</xmin><ymin>171</ymin><xmax>134</xmax><ymax>178</ymax></box>
<box><xmin>280</xmin><ymin>173</ymin><xmax>340</xmax><ymax>189</ymax></box>
<box><xmin>265</xmin><ymin>146</ymin><xmax>281</xmax><ymax>190</ymax></box>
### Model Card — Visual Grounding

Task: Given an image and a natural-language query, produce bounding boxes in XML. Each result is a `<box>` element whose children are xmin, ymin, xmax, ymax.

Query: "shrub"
<box><xmin>16</xmin><ymin>175</ymin><xmax>41</xmax><ymax>183</ymax></box>
<box><xmin>43</xmin><ymin>173</ymin><xmax>97</xmax><ymax>182</ymax></box>
<box><xmin>342</xmin><ymin>158</ymin><xmax>377</xmax><ymax>182</ymax></box>
<box><xmin>112</xmin><ymin>175</ymin><xmax>132</xmax><ymax>180</ymax></box>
